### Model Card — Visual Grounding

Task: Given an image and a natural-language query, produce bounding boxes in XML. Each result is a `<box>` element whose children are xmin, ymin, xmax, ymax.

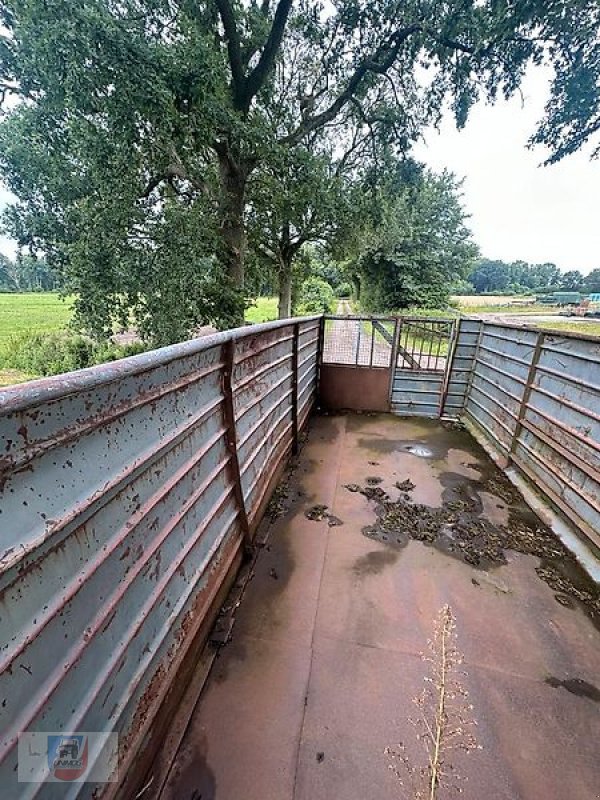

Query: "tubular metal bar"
<box><xmin>221</xmin><ymin>339</ymin><xmax>251</xmax><ymax>545</ymax></box>
<box><xmin>292</xmin><ymin>324</ymin><xmax>300</xmax><ymax>455</ymax></box>
<box><xmin>509</xmin><ymin>331</ymin><xmax>544</xmax><ymax>458</ymax></box>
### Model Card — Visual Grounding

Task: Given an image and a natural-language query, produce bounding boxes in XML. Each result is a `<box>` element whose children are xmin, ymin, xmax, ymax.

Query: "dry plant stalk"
<box><xmin>385</xmin><ymin>605</ymin><xmax>481</xmax><ymax>799</ymax></box>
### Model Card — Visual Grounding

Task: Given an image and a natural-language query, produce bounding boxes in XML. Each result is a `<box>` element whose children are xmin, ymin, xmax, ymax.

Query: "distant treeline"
<box><xmin>462</xmin><ymin>259</ymin><xmax>600</xmax><ymax>295</ymax></box>
<box><xmin>0</xmin><ymin>254</ymin><xmax>60</xmax><ymax>292</ymax></box>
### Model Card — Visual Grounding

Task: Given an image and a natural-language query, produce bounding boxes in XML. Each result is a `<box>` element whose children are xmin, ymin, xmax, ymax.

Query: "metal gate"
<box><xmin>391</xmin><ymin>317</ymin><xmax>456</xmax><ymax>417</ymax></box>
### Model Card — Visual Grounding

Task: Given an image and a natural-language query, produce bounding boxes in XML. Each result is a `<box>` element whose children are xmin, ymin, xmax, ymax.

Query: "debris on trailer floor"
<box><xmin>156</xmin><ymin>413</ymin><xmax>600</xmax><ymax>800</ymax></box>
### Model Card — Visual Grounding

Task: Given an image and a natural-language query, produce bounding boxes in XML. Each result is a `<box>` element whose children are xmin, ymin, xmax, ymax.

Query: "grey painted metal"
<box><xmin>391</xmin><ymin>371</ymin><xmax>445</xmax><ymax>417</ymax></box>
<box><xmin>462</xmin><ymin>322</ymin><xmax>600</xmax><ymax>551</ymax></box>
<box><xmin>0</xmin><ymin>315</ymin><xmax>320</xmax><ymax>799</ymax></box>
<box><xmin>465</xmin><ymin>323</ymin><xmax>539</xmax><ymax>453</ymax></box>
<box><xmin>440</xmin><ymin>318</ymin><xmax>482</xmax><ymax>418</ymax></box>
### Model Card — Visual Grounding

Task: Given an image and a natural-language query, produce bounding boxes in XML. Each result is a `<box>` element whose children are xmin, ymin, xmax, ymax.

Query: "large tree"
<box><xmin>356</xmin><ymin>166</ymin><xmax>478</xmax><ymax>310</ymax></box>
<box><xmin>247</xmin><ymin>147</ymin><xmax>355</xmax><ymax>318</ymax></box>
<box><xmin>1</xmin><ymin>1</ymin><xmax>599</xmax><ymax>337</ymax></box>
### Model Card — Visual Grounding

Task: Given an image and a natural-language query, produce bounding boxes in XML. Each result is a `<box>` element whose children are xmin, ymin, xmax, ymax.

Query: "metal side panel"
<box><xmin>0</xmin><ymin>315</ymin><xmax>322</xmax><ymax>799</ymax></box>
<box><xmin>391</xmin><ymin>370</ymin><xmax>444</xmax><ymax>417</ymax></box>
<box><xmin>441</xmin><ymin>318</ymin><xmax>481</xmax><ymax>417</ymax></box>
<box><xmin>465</xmin><ymin>324</ymin><xmax>538</xmax><ymax>452</ymax></box>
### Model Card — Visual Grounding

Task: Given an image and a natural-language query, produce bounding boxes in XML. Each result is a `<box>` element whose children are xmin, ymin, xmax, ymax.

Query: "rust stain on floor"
<box><xmin>158</xmin><ymin>413</ymin><xmax>600</xmax><ymax>800</ymax></box>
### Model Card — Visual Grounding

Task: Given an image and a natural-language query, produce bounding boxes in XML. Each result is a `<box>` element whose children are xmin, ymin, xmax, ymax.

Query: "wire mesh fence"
<box><xmin>322</xmin><ymin>316</ymin><xmax>395</xmax><ymax>367</ymax></box>
<box><xmin>322</xmin><ymin>316</ymin><xmax>455</xmax><ymax>372</ymax></box>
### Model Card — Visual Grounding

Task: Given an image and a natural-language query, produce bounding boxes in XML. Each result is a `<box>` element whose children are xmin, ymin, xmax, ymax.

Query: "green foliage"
<box><xmin>356</xmin><ymin>166</ymin><xmax>477</xmax><ymax>312</ymax></box>
<box><xmin>0</xmin><ymin>332</ymin><xmax>146</xmax><ymax>378</ymax></box>
<box><xmin>1</xmin><ymin>0</ymin><xmax>599</xmax><ymax>339</ymax></box>
<box><xmin>469</xmin><ymin>260</ymin><xmax>594</xmax><ymax>294</ymax></box>
<box><xmin>336</xmin><ymin>282</ymin><xmax>352</xmax><ymax>299</ymax></box>
<box><xmin>297</xmin><ymin>277</ymin><xmax>335</xmax><ymax>314</ymax></box>
<box><xmin>584</xmin><ymin>269</ymin><xmax>600</xmax><ymax>293</ymax></box>
<box><xmin>244</xmin><ymin>297</ymin><xmax>278</xmax><ymax>324</ymax></box>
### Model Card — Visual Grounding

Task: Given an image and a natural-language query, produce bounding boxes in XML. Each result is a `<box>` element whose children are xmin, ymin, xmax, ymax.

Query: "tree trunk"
<box><xmin>278</xmin><ymin>258</ymin><xmax>293</xmax><ymax>319</ymax></box>
<box><xmin>217</xmin><ymin>148</ymin><xmax>249</xmax><ymax>289</ymax></box>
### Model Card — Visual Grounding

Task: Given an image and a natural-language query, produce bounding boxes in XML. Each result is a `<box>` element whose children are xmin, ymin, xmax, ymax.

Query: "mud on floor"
<box><xmin>349</xmin><ymin>468</ymin><xmax>600</xmax><ymax>632</ymax></box>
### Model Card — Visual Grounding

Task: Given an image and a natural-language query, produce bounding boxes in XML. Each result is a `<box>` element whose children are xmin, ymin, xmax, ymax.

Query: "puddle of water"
<box><xmin>545</xmin><ymin>676</ymin><xmax>600</xmax><ymax>703</ymax></box>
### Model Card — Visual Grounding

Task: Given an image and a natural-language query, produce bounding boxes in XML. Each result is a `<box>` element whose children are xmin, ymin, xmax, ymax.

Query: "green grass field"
<box><xmin>245</xmin><ymin>296</ymin><xmax>278</xmax><ymax>323</ymax></box>
<box><xmin>0</xmin><ymin>293</ymin><xmax>281</xmax><ymax>387</ymax></box>
<box><xmin>0</xmin><ymin>293</ymin><xmax>74</xmax><ymax>386</ymax></box>
<box><xmin>0</xmin><ymin>292</ymin><xmax>74</xmax><ymax>342</ymax></box>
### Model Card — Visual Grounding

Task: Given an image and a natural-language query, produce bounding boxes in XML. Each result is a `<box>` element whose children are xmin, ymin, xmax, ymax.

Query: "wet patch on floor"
<box><xmin>352</xmin><ymin>550</ymin><xmax>399</xmax><ymax>577</ymax></box>
<box><xmin>544</xmin><ymin>676</ymin><xmax>600</xmax><ymax>703</ymax></box>
<box><xmin>349</xmin><ymin>467</ymin><xmax>600</xmax><ymax>630</ymax></box>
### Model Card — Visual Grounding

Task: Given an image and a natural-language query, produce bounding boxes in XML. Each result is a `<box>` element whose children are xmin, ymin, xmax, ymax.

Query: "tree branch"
<box><xmin>215</xmin><ymin>0</ymin><xmax>245</xmax><ymax>97</ymax></box>
<box><xmin>281</xmin><ymin>23</ymin><xmax>422</xmax><ymax>145</ymax></box>
<box><xmin>241</xmin><ymin>0</ymin><xmax>294</xmax><ymax>110</ymax></box>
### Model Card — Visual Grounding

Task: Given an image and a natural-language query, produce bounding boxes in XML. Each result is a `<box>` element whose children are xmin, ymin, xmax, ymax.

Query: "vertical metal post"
<box><xmin>387</xmin><ymin>316</ymin><xmax>401</xmax><ymax>408</ymax></box>
<box><xmin>221</xmin><ymin>338</ymin><xmax>251</xmax><ymax>547</ymax></box>
<box><xmin>509</xmin><ymin>330</ymin><xmax>545</xmax><ymax>460</ymax></box>
<box><xmin>439</xmin><ymin>318</ymin><xmax>460</xmax><ymax>418</ymax></box>
<box><xmin>464</xmin><ymin>320</ymin><xmax>484</xmax><ymax>414</ymax></box>
<box><xmin>291</xmin><ymin>323</ymin><xmax>299</xmax><ymax>454</ymax></box>
<box><xmin>316</xmin><ymin>314</ymin><xmax>326</xmax><ymax>399</ymax></box>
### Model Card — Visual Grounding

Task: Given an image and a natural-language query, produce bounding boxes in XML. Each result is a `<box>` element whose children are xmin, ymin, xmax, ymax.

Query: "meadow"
<box><xmin>0</xmin><ymin>293</ymin><xmax>280</xmax><ymax>386</ymax></box>
<box><xmin>1</xmin><ymin>291</ymin><xmax>598</xmax><ymax>388</ymax></box>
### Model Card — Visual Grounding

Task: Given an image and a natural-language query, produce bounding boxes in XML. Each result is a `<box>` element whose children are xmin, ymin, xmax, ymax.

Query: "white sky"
<box><xmin>0</xmin><ymin>66</ymin><xmax>598</xmax><ymax>273</ymax></box>
<box><xmin>413</xmin><ymin>66</ymin><xmax>600</xmax><ymax>275</ymax></box>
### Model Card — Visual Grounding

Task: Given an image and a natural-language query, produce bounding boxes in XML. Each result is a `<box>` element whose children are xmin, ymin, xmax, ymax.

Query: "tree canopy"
<box><xmin>0</xmin><ymin>1</ymin><xmax>599</xmax><ymax>340</ymax></box>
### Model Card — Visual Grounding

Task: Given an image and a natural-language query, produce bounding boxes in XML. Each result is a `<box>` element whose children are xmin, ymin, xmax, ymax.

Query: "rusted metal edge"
<box><xmin>110</xmin><ymin>530</ymin><xmax>244</xmax><ymax>800</ymax></box>
<box><xmin>0</xmin><ymin>315</ymin><xmax>322</xmax><ymax>413</ymax></box>
<box><xmin>221</xmin><ymin>339</ymin><xmax>251</xmax><ymax>547</ymax></box>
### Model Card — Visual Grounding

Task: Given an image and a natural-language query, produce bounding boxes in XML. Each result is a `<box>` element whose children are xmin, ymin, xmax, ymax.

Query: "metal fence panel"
<box><xmin>463</xmin><ymin>323</ymin><xmax>600</xmax><ymax>551</ymax></box>
<box><xmin>441</xmin><ymin>318</ymin><xmax>482</xmax><ymax>418</ymax></box>
<box><xmin>0</xmin><ymin>316</ymin><xmax>320</xmax><ymax>799</ymax></box>
<box><xmin>391</xmin><ymin>372</ymin><xmax>445</xmax><ymax>417</ymax></box>
<box><xmin>322</xmin><ymin>316</ymin><xmax>394</xmax><ymax>367</ymax></box>
<box><xmin>466</xmin><ymin>324</ymin><xmax>538</xmax><ymax>453</ymax></box>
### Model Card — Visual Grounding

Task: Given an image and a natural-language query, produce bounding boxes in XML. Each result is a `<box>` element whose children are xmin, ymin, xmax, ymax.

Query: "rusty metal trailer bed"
<box><xmin>0</xmin><ymin>313</ymin><xmax>598</xmax><ymax>799</ymax></box>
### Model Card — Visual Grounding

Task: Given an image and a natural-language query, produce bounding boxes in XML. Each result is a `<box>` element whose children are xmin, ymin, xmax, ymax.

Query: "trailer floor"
<box><xmin>158</xmin><ymin>413</ymin><xmax>599</xmax><ymax>800</ymax></box>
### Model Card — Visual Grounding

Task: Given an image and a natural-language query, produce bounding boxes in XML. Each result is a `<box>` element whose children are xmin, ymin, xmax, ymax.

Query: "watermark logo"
<box><xmin>48</xmin><ymin>735</ymin><xmax>88</xmax><ymax>781</ymax></box>
<box><xmin>18</xmin><ymin>731</ymin><xmax>118</xmax><ymax>784</ymax></box>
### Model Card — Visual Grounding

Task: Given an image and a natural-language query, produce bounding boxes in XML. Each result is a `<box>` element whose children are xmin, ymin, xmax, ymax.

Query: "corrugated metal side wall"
<box><xmin>391</xmin><ymin>371</ymin><xmax>444</xmax><ymax>417</ymax></box>
<box><xmin>0</xmin><ymin>316</ymin><xmax>320</xmax><ymax>799</ymax></box>
<box><xmin>441</xmin><ymin>318</ymin><xmax>482</xmax><ymax>418</ymax></box>
<box><xmin>461</xmin><ymin>322</ymin><xmax>600</xmax><ymax>551</ymax></box>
